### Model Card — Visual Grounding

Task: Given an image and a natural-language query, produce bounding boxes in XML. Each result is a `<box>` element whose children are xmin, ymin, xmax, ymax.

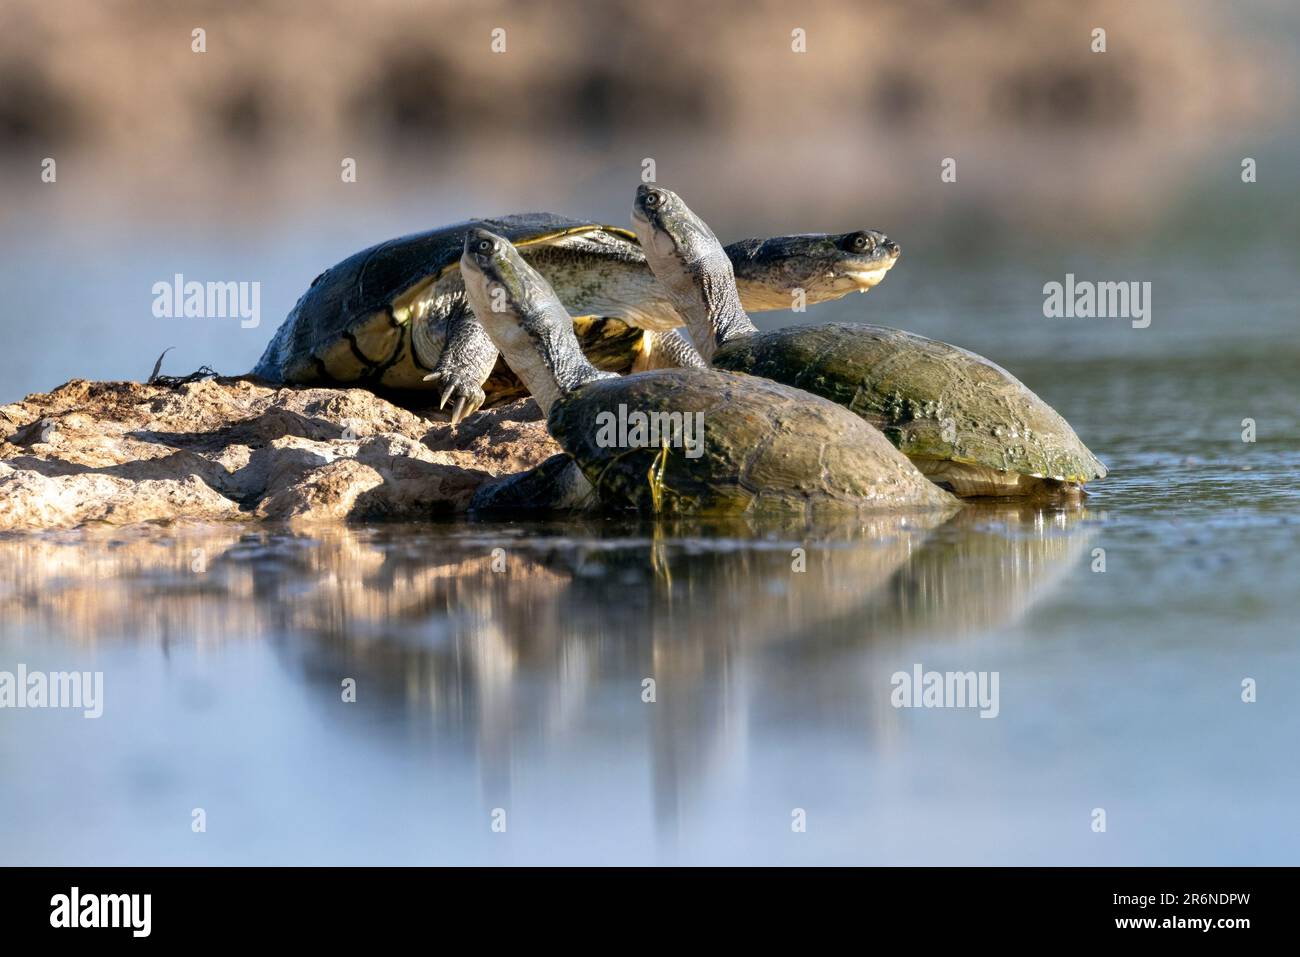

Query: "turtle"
<box><xmin>251</xmin><ymin>213</ymin><xmax>901</xmax><ymax>424</ymax></box>
<box><xmin>459</xmin><ymin>228</ymin><xmax>957</xmax><ymax>516</ymax></box>
<box><xmin>631</xmin><ymin>185</ymin><xmax>1108</xmax><ymax>499</ymax></box>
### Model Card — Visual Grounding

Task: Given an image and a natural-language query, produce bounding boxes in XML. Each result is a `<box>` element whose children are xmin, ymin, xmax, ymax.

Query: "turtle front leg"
<box><xmin>423</xmin><ymin>302</ymin><xmax>493</xmax><ymax>425</ymax></box>
<box><xmin>631</xmin><ymin>329</ymin><xmax>708</xmax><ymax>372</ymax></box>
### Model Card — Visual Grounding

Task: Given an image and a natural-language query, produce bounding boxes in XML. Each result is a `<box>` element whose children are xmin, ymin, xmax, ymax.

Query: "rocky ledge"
<box><xmin>0</xmin><ymin>378</ymin><xmax>558</xmax><ymax>531</ymax></box>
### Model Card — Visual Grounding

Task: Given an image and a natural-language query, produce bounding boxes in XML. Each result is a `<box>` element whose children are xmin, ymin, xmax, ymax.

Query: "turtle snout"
<box><xmin>883</xmin><ymin>238</ymin><xmax>900</xmax><ymax>257</ymax></box>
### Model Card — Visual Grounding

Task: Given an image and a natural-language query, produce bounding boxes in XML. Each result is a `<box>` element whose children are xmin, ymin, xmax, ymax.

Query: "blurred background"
<box><xmin>0</xmin><ymin>0</ymin><xmax>1295</xmax><ymax>399</ymax></box>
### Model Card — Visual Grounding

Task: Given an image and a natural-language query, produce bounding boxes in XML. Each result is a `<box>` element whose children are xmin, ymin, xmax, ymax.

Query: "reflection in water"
<box><xmin>862</xmin><ymin>506</ymin><xmax>1095</xmax><ymax>642</ymax></box>
<box><xmin>0</xmin><ymin>510</ymin><xmax>1090</xmax><ymax>649</ymax></box>
<box><xmin>0</xmin><ymin>508</ymin><xmax>1092</xmax><ymax>852</ymax></box>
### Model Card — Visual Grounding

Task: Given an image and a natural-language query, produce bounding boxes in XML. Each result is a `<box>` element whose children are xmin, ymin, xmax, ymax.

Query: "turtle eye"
<box><xmin>644</xmin><ymin>190</ymin><xmax>662</xmax><ymax>208</ymax></box>
<box><xmin>476</xmin><ymin>238</ymin><xmax>493</xmax><ymax>253</ymax></box>
<box><xmin>851</xmin><ymin>233</ymin><xmax>875</xmax><ymax>253</ymax></box>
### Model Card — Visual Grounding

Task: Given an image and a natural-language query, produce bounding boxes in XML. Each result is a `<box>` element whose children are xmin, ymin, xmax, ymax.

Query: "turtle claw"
<box><xmin>422</xmin><ymin>372</ymin><xmax>454</xmax><ymax>409</ymax></box>
<box><xmin>424</xmin><ymin>371</ymin><xmax>486</xmax><ymax>426</ymax></box>
<box><xmin>450</xmin><ymin>396</ymin><xmax>468</xmax><ymax>426</ymax></box>
<box><xmin>450</xmin><ymin>391</ymin><xmax>487</xmax><ymax>427</ymax></box>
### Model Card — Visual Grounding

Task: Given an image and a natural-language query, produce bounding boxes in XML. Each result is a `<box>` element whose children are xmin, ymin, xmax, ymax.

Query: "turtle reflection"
<box><xmin>0</xmin><ymin>510</ymin><xmax>1092</xmax><ymax>845</ymax></box>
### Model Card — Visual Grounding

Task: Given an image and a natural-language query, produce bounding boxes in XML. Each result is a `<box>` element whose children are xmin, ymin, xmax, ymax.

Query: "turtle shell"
<box><xmin>712</xmin><ymin>324</ymin><xmax>1107</xmax><ymax>484</ymax></box>
<box><xmin>252</xmin><ymin>213</ymin><xmax>640</xmax><ymax>389</ymax></box>
<box><xmin>548</xmin><ymin>368</ymin><xmax>957</xmax><ymax>515</ymax></box>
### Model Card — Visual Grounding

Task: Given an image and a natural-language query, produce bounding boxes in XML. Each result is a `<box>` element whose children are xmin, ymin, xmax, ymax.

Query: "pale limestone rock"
<box><xmin>0</xmin><ymin>378</ymin><xmax>558</xmax><ymax>530</ymax></box>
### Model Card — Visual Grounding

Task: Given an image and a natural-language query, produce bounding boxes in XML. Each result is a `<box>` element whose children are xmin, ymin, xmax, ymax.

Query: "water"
<box><xmin>1</xmin><ymin>140</ymin><xmax>1298</xmax><ymax>864</ymax></box>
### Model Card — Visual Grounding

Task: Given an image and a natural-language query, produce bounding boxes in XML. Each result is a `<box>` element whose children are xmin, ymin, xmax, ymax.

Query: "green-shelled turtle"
<box><xmin>631</xmin><ymin>185</ymin><xmax>1107</xmax><ymax>498</ymax></box>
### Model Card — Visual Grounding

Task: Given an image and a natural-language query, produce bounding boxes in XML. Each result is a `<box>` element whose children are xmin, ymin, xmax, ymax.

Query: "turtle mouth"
<box><xmin>460</xmin><ymin>252</ymin><xmax>491</xmax><ymax>282</ymax></box>
<box><xmin>630</xmin><ymin>212</ymin><xmax>682</xmax><ymax>263</ymax></box>
<box><xmin>841</xmin><ymin>261</ymin><xmax>896</xmax><ymax>291</ymax></box>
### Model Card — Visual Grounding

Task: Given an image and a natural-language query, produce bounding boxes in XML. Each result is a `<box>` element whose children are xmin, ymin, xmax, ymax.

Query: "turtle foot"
<box><xmin>423</xmin><ymin>371</ymin><xmax>487</xmax><ymax>426</ymax></box>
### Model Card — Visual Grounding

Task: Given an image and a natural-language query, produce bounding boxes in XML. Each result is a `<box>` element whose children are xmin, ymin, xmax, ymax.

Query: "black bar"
<box><xmin>0</xmin><ymin>867</ymin><xmax>1279</xmax><ymax>942</ymax></box>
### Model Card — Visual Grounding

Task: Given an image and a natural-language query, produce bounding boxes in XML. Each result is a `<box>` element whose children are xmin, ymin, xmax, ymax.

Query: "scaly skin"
<box><xmin>421</xmin><ymin>301</ymin><xmax>492</xmax><ymax>424</ymax></box>
<box><xmin>632</xmin><ymin>329</ymin><xmax>709</xmax><ymax>372</ymax></box>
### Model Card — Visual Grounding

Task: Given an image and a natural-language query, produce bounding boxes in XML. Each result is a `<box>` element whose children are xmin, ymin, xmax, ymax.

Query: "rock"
<box><xmin>0</xmin><ymin>378</ymin><xmax>559</xmax><ymax>531</ymax></box>
<box><xmin>0</xmin><ymin>465</ymin><xmax>245</xmax><ymax>528</ymax></box>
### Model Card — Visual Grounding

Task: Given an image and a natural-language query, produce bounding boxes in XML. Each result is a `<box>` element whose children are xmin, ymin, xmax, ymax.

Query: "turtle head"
<box><xmin>632</xmin><ymin>184</ymin><xmax>727</xmax><ymax>271</ymax></box>
<box><xmin>724</xmin><ymin>229</ymin><xmax>900</xmax><ymax>310</ymax></box>
<box><xmin>460</xmin><ymin>228</ymin><xmax>606</xmax><ymax>415</ymax></box>
<box><xmin>461</xmin><ymin>227</ymin><xmax>535</xmax><ymax>312</ymax></box>
<box><xmin>632</xmin><ymin>185</ymin><xmax>752</xmax><ymax>360</ymax></box>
